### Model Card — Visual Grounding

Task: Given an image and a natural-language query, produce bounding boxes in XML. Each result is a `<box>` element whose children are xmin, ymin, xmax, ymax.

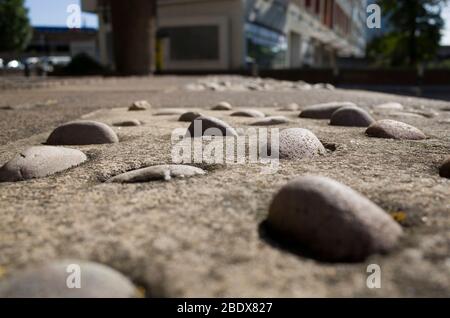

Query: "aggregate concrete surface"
<box><xmin>0</xmin><ymin>76</ymin><xmax>449</xmax><ymax>297</ymax></box>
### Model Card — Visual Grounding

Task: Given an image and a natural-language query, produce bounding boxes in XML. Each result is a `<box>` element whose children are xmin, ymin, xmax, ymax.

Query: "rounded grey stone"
<box><xmin>128</xmin><ymin>100</ymin><xmax>150</xmax><ymax>111</ymax></box>
<box><xmin>439</xmin><ymin>157</ymin><xmax>450</xmax><ymax>179</ymax></box>
<box><xmin>388</xmin><ymin>112</ymin><xmax>425</xmax><ymax>119</ymax></box>
<box><xmin>0</xmin><ymin>146</ymin><xmax>87</xmax><ymax>182</ymax></box>
<box><xmin>211</xmin><ymin>102</ymin><xmax>233</xmax><ymax>111</ymax></box>
<box><xmin>330</xmin><ymin>106</ymin><xmax>375</xmax><ymax>127</ymax></box>
<box><xmin>313</xmin><ymin>83</ymin><xmax>335</xmax><ymax>90</ymax></box>
<box><xmin>153</xmin><ymin>109</ymin><xmax>185</xmax><ymax>116</ymax></box>
<box><xmin>0</xmin><ymin>260</ymin><xmax>138</xmax><ymax>298</ymax></box>
<box><xmin>279</xmin><ymin>103</ymin><xmax>300</xmax><ymax>111</ymax></box>
<box><xmin>267</xmin><ymin>176</ymin><xmax>403</xmax><ymax>262</ymax></box>
<box><xmin>299</xmin><ymin>102</ymin><xmax>357</xmax><ymax>119</ymax></box>
<box><xmin>278</xmin><ymin>128</ymin><xmax>326</xmax><ymax>160</ymax></box>
<box><xmin>374</xmin><ymin>102</ymin><xmax>404</xmax><ymax>110</ymax></box>
<box><xmin>178</xmin><ymin>111</ymin><xmax>202</xmax><ymax>122</ymax></box>
<box><xmin>47</xmin><ymin>120</ymin><xmax>119</xmax><ymax>145</ymax></box>
<box><xmin>251</xmin><ymin>116</ymin><xmax>290</xmax><ymax>126</ymax></box>
<box><xmin>186</xmin><ymin>115</ymin><xmax>238</xmax><ymax>137</ymax></box>
<box><xmin>107</xmin><ymin>164</ymin><xmax>206</xmax><ymax>183</ymax></box>
<box><xmin>231</xmin><ymin>109</ymin><xmax>265</xmax><ymax>118</ymax></box>
<box><xmin>113</xmin><ymin>120</ymin><xmax>142</xmax><ymax>127</ymax></box>
<box><xmin>366</xmin><ymin>119</ymin><xmax>426</xmax><ymax>140</ymax></box>
<box><xmin>405</xmin><ymin>110</ymin><xmax>438</xmax><ymax>118</ymax></box>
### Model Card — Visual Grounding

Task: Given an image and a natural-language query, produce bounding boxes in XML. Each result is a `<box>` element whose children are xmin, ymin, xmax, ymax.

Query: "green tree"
<box><xmin>0</xmin><ymin>0</ymin><xmax>32</xmax><ymax>52</ymax></box>
<box><xmin>367</xmin><ymin>0</ymin><xmax>446</xmax><ymax>67</ymax></box>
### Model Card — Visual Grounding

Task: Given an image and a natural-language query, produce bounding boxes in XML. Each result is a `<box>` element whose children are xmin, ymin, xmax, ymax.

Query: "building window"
<box><xmin>245</xmin><ymin>22</ymin><xmax>287</xmax><ymax>69</ymax></box>
<box><xmin>56</xmin><ymin>44</ymin><xmax>70</xmax><ymax>52</ymax></box>
<box><xmin>163</xmin><ymin>26</ymin><xmax>219</xmax><ymax>61</ymax></box>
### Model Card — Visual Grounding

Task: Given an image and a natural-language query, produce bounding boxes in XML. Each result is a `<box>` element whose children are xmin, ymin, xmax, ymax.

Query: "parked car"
<box><xmin>6</xmin><ymin>60</ymin><xmax>25</xmax><ymax>70</ymax></box>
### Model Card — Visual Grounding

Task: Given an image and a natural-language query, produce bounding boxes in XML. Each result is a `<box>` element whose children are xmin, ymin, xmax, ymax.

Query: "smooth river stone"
<box><xmin>113</xmin><ymin>120</ymin><xmax>142</xmax><ymax>127</ymax></box>
<box><xmin>107</xmin><ymin>164</ymin><xmax>205</xmax><ymax>183</ymax></box>
<box><xmin>279</xmin><ymin>103</ymin><xmax>300</xmax><ymax>111</ymax></box>
<box><xmin>267</xmin><ymin>176</ymin><xmax>403</xmax><ymax>262</ymax></box>
<box><xmin>278</xmin><ymin>128</ymin><xmax>326</xmax><ymax>160</ymax></box>
<box><xmin>178</xmin><ymin>111</ymin><xmax>202</xmax><ymax>122</ymax></box>
<box><xmin>0</xmin><ymin>146</ymin><xmax>87</xmax><ymax>182</ymax></box>
<box><xmin>0</xmin><ymin>260</ymin><xmax>138</xmax><ymax>298</ymax></box>
<box><xmin>366</xmin><ymin>119</ymin><xmax>426</xmax><ymax>140</ymax></box>
<box><xmin>439</xmin><ymin>157</ymin><xmax>450</xmax><ymax>178</ymax></box>
<box><xmin>231</xmin><ymin>109</ymin><xmax>265</xmax><ymax>118</ymax></box>
<box><xmin>299</xmin><ymin>102</ymin><xmax>357</xmax><ymax>119</ymax></box>
<box><xmin>251</xmin><ymin>116</ymin><xmax>290</xmax><ymax>126</ymax></box>
<box><xmin>330</xmin><ymin>106</ymin><xmax>375</xmax><ymax>127</ymax></box>
<box><xmin>374</xmin><ymin>102</ymin><xmax>404</xmax><ymax>110</ymax></box>
<box><xmin>211</xmin><ymin>101</ymin><xmax>233</xmax><ymax>111</ymax></box>
<box><xmin>186</xmin><ymin>115</ymin><xmax>238</xmax><ymax>137</ymax></box>
<box><xmin>47</xmin><ymin>120</ymin><xmax>119</xmax><ymax>145</ymax></box>
<box><xmin>129</xmin><ymin>100</ymin><xmax>150</xmax><ymax>111</ymax></box>
<box><xmin>153</xmin><ymin>109</ymin><xmax>185</xmax><ymax>116</ymax></box>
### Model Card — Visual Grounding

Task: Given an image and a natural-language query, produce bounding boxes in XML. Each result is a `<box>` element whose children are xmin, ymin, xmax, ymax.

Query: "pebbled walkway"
<box><xmin>0</xmin><ymin>76</ymin><xmax>449</xmax><ymax>297</ymax></box>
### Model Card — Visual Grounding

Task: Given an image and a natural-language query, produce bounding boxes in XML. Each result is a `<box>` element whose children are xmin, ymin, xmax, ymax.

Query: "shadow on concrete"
<box><xmin>257</xmin><ymin>220</ymin><xmax>363</xmax><ymax>264</ymax></box>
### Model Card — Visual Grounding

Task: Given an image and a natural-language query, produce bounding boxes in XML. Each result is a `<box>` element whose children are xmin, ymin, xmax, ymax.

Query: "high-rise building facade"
<box><xmin>82</xmin><ymin>0</ymin><xmax>367</xmax><ymax>72</ymax></box>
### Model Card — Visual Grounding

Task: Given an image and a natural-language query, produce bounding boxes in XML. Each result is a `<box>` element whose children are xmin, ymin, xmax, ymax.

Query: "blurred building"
<box><xmin>26</xmin><ymin>26</ymin><xmax>98</xmax><ymax>59</ymax></box>
<box><xmin>1</xmin><ymin>26</ymin><xmax>98</xmax><ymax>66</ymax></box>
<box><xmin>82</xmin><ymin>0</ymin><xmax>367</xmax><ymax>72</ymax></box>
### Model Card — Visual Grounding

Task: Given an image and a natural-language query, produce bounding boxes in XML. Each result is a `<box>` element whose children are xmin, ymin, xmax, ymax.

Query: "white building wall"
<box><xmin>158</xmin><ymin>0</ymin><xmax>245</xmax><ymax>70</ymax></box>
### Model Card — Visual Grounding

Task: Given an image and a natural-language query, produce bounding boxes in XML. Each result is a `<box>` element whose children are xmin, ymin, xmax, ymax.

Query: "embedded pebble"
<box><xmin>211</xmin><ymin>101</ymin><xmax>233</xmax><ymax>111</ymax></box>
<box><xmin>313</xmin><ymin>83</ymin><xmax>335</xmax><ymax>90</ymax></box>
<box><xmin>0</xmin><ymin>260</ymin><xmax>138</xmax><ymax>298</ymax></box>
<box><xmin>47</xmin><ymin>120</ymin><xmax>119</xmax><ymax>145</ymax></box>
<box><xmin>330</xmin><ymin>106</ymin><xmax>375</xmax><ymax>127</ymax></box>
<box><xmin>107</xmin><ymin>164</ymin><xmax>205</xmax><ymax>183</ymax></box>
<box><xmin>0</xmin><ymin>146</ymin><xmax>87</xmax><ymax>182</ymax></box>
<box><xmin>374</xmin><ymin>102</ymin><xmax>404</xmax><ymax>110</ymax></box>
<box><xmin>267</xmin><ymin>175</ymin><xmax>403</xmax><ymax>262</ymax></box>
<box><xmin>153</xmin><ymin>109</ymin><xmax>185</xmax><ymax>116</ymax></box>
<box><xmin>366</xmin><ymin>119</ymin><xmax>426</xmax><ymax>140</ymax></box>
<box><xmin>389</xmin><ymin>112</ymin><xmax>425</xmax><ymax>119</ymax></box>
<box><xmin>113</xmin><ymin>120</ymin><xmax>142</xmax><ymax>127</ymax></box>
<box><xmin>439</xmin><ymin>157</ymin><xmax>450</xmax><ymax>178</ymax></box>
<box><xmin>129</xmin><ymin>100</ymin><xmax>150</xmax><ymax>111</ymax></box>
<box><xmin>35</xmin><ymin>99</ymin><xmax>58</xmax><ymax>107</ymax></box>
<box><xmin>186</xmin><ymin>115</ymin><xmax>238</xmax><ymax>137</ymax></box>
<box><xmin>299</xmin><ymin>102</ymin><xmax>357</xmax><ymax>119</ymax></box>
<box><xmin>406</xmin><ymin>110</ymin><xmax>438</xmax><ymax>118</ymax></box>
<box><xmin>277</xmin><ymin>128</ymin><xmax>326</xmax><ymax>160</ymax></box>
<box><xmin>231</xmin><ymin>109</ymin><xmax>265</xmax><ymax>118</ymax></box>
<box><xmin>178</xmin><ymin>111</ymin><xmax>202</xmax><ymax>122</ymax></box>
<box><xmin>279</xmin><ymin>103</ymin><xmax>300</xmax><ymax>111</ymax></box>
<box><xmin>251</xmin><ymin>116</ymin><xmax>290</xmax><ymax>126</ymax></box>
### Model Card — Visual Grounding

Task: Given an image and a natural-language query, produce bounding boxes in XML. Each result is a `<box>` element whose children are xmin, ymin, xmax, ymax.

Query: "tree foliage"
<box><xmin>367</xmin><ymin>0</ymin><xmax>447</xmax><ymax>66</ymax></box>
<box><xmin>0</xmin><ymin>0</ymin><xmax>32</xmax><ymax>52</ymax></box>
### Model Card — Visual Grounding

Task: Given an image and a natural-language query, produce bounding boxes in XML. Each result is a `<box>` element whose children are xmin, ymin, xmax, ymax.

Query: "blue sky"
<box><xmin>25</xmin><ymin>0</ymin><xmax>450</xmax><ymax>45</ymax></box>
<box><xmin>25</xmin><ymin>0</ymin><xmax>99</xmax><ymax>28</ymax></box>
